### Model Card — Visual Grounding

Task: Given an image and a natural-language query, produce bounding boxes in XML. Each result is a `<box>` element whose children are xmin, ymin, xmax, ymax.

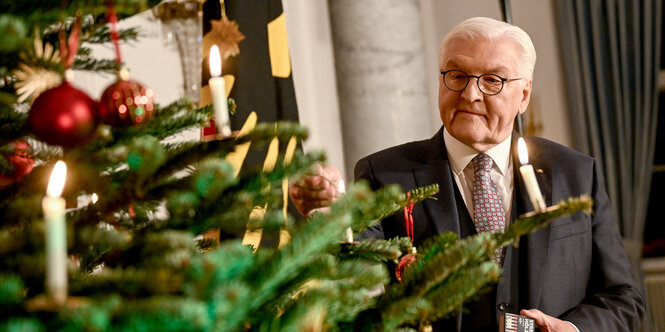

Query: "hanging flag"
<box><xmin>201</xmin><ymin>0</ymin><xmax>300</xmax><ymax>248</ymax></box>
<box><xmin>201</xmin><ymin>0</ymin><xmax>298</xmax><ymax>139</ymax></box>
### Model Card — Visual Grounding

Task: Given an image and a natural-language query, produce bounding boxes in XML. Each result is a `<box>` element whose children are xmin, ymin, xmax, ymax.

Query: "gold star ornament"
<box><xmin>207</xmin><ymin>16</ymin><xmax>245</xmax><ymax>60</ymax></box>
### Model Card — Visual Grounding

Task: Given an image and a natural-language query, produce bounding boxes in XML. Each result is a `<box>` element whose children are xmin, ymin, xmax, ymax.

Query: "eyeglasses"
<box><xmin>440</xmin><ymin>70</ymin><xmax>523</xmax><ymax>96</ymax></box>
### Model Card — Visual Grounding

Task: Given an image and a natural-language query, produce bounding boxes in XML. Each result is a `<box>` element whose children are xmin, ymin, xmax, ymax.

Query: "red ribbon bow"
<box><xmin>403</xmin><ymin>192</ymin><xmax>415</xmax><ymax>242</ymax></box>
<box><xmin>58</xmin><ymin>15</ymin><xmax>82</xmax><ymax>69</ymax></box>
<box><xmin>107</xmin><ymin>2</ymin><xmax>122</xmax><ymax>65</ymax></box>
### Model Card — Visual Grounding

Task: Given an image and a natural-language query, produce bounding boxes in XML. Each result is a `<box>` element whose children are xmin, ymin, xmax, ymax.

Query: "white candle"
<box><xmin>346</xmin><ymin>227</ymin><xmax>354</xmax><ymax>243</ymax></box>
<box><xmin>517</xmin><ymin>138</ymin><xmax>546</xmax><ymax>212</ymax></box>
<box><xmin>209</xmin><ymin>45</ymin><xmax>231</xmax><ymax>137</ymax></box>
<box><xmin>43</xmin><ymin>160</ymin><xmax>68</xmax><ymax>304</ymax></box>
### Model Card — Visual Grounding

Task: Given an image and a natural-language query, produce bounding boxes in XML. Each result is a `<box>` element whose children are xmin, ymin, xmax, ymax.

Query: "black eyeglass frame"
<box><xmin>440</xmin><ymin>70</ymin><xmax>523</xmax><ymax>96</ymax></box>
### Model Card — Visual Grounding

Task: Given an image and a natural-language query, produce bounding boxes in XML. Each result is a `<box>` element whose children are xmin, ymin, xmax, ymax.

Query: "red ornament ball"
<box><xmin>99</xmin><ymin>78</ymin><xmax>154</xmax><ymax>127</ymax></box>
<box><xmin>28</xmin><ymin>82</ymin><xmax>99</xmax><ymax>147</ymax></box>
<box><xmin>0</xmin><ymin>141</ymin><xmax>35</xmax><ymax>188</ymax></box>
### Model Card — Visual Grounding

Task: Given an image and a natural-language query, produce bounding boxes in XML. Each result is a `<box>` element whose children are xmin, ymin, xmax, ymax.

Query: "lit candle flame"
<box><xmin>46</xmin><ymin>161</ymin><xmax>67</xmax><ymax>197</ymax></box>
<box><xmin>517</xmin><ymin>137</ymin><xmax>529</xmax><ymax>165</ymax></box>
<box><xmin>91</xmin><ymin>193</ymin><xmax>98</xmax><ymax>204</ymax></box>
<box><xmin>209</xmin><ymin>45</ymin><xmax>222</xmax><ymax>77</ymax></box>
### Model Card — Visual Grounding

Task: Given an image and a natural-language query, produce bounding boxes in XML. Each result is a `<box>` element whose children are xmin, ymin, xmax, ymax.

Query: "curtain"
<box><xmin>554</xmin><ymin>0</ymin><xmax>661</xmax><ymax>329</ymax></box>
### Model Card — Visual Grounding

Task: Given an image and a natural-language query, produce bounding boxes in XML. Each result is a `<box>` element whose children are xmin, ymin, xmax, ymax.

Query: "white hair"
<box><xmin>438</xmin><ymin>17</ymin><xmax>537</xmax><ymax>79</ymax></box>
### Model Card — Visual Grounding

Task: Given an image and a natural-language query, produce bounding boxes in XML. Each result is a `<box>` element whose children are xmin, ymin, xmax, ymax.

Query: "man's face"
<box><xmin>438</xmin><ymin>37</ymin><xmax>532</xmax><ymax>152</ymax></box>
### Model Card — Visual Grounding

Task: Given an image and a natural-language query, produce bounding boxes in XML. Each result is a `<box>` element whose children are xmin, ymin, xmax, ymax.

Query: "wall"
<box><xmin>282</xmin><ymin>0</ymin><xmax>347</xmax><ymax>179</ymax></box>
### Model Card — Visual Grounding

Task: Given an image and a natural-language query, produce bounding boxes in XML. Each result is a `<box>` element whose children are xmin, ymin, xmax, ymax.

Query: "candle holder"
<box><xmin>24</xmin><ymin>295</ymin><xmax>88</xmax><ymax>312</ymax></box>
<box><xmin>518</xmin><ymin>203</ymin><xmax>561</xmax><ymax>219</ymax></box>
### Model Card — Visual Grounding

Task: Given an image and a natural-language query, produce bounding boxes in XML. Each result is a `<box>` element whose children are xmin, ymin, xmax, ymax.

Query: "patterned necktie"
<box><xmin>472</xmin><ymin>153</ymin><xmax>506</xmax><ymax>264</ymax></box>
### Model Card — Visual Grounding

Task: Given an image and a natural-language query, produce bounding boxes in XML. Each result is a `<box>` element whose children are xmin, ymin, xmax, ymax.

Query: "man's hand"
<box><xmin>289</xmin><ymin>164</ymin><xmax>344</xmax><ymax>216</ymax></box>
<box><xmin>520</xmin><ymin>309</ymin><xmax>578</xmax><ymax>332</ymax></box>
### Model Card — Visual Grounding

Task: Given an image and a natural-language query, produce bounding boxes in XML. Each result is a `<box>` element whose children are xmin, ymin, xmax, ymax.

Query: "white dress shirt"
<box><xmin>443</xmin><ymin>128</ymin><xmax>513</xmax><ymax>223</ymax></box>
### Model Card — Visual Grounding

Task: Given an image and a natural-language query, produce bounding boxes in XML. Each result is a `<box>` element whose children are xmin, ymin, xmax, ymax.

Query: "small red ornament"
<box><xmin>28</xmin><ymin>81</ymin><xmax>99</xmax><ymax>147</ymax></box>
<box><xmin>396</xmin><ymin>192</ymin><xmax>417</xmax><ymax>282</ymax></box>
<box><xmin>0</xmin><ymin>141</ymin><xmax>35</xmax><ymax>188</ymax></box>
<box><xmin>98</xmin><ymin>7</ymin><xmax>155</xmax><ymax>127</ymax></box>
<box><xmin>396</xmin><ymin>250</ymin><xmax>417</xmax><ymax>282</ymax></box>
<box><xmin>98</xmin><ymin>68</ymin><xmax>155</xmax><ymax>127</ymax></box>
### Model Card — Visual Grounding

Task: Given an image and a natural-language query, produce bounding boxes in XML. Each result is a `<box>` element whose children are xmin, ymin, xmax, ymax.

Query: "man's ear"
<box><xmin>518</xmin><ymin>79</ymin><xmax>533</xmax><ymax>115</ymax></box>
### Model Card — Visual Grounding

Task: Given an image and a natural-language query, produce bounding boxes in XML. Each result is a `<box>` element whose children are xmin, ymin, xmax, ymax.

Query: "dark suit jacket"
<box><xmin>354</xmin><ymin>127</ymin><xmax>645</xmax><ymax>332</ymax></box>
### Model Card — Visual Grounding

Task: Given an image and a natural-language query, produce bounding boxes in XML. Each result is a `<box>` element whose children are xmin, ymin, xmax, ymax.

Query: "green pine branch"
<box><xmin>116</xmin><ymin>103</ymin><xmax>211</xmax><ymax>142</ymax></box>
<box><xmin>423</xmin><ymin>261</ymin><xmax>500</xmax><ymax>322</ymax></box>
<box><xmin>351</xmin><ymin>183</ymin><xmax>439</xmax><ymax>233</ymax></box>
<box><xmin>0</xmin><ymin>227</ymin><xmax>26</xmax><ymax>257</ymax></box>
<box><xmin>58</xmin><ymin>295</ymin><xmax>209</xmax><ymax>332</ymax></box>
<box><xmin>63</xmin><ymin>127</ymin><xmax>314</xmax><ymax>234</ymax></box>
<box><xmin>84</xmin><ymin>26</ymin><xmax>139</xmax><ymax>44</ymax></box>
<box><xmin>163</xmin><ymin>151</ymin><xmax>324</xmax><ymax>235</ymax></box>
<box><xmin>211</xmin><ymin>184</ymin><xmax>387</xmax><ymax>331</ymax></box>
<box><xmin>154</xmin><ymin>122</ymin><xmax>308</xmax><ymax>183</ymax></box>
<box><xmin>265</xmin><ymin>299</ymin><xmax>328</xmax><ymax>332</ymax></box>
<box><xmin>336</xmin><ymin>237</ymin><xmax>412</xmax><ymax>263</ymax></box>
<box><xmin>72</xmin><ymin>57</ymin><xmax>119</xmax><ymax>73</ymax></box>
<box><xmin>381</xmin><ymin>261</ymin><xmax>500</xmax><ymax>331</ymax></box>
<box><xmin>499</xmin><ymin>195</ymin><xmax>593</xmax><ymax>247</ymax></box>
<box><xmin>0</xmin><ymin>274</ymin><xmax>24</xmax><ymax>308</ymax></box>
<box><xmin>0</xmin><ymin>1</ymin><xmax>161</xmax><ymax>34</ymax></box>
<box><xmin>0</xmin><ymin>109</ymin><xmax>28</xmax><ymax>145</ymax></box>
<box><xmin>367</xmin><ymin>195</ymin><xmax>594</xmax><ymax>330</ymax></box>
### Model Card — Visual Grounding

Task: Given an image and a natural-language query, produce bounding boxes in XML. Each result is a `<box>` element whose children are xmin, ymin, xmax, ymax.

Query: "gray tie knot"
<box><xmin>473</xmin><ymin>153</ymin><xmax>493</xmax><ymax>174</ymax></box>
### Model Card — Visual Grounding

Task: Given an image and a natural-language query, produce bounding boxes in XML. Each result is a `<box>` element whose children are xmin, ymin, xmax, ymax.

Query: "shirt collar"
<box><xmin>443</xmin><ymin>127</ymin><xmax>512</xmax><ymax>175</ymax></box>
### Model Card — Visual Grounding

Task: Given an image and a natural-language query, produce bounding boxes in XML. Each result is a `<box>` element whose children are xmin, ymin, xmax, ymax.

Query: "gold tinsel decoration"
<box><xmin>208</xmin><ymin>16</ymin><xmax>245</xmax><ymax>60</ymax></box>
<box><xmin>14</xmin><ymin>35</ymin><xmax>62</xmax><ymax>103</ymax></box>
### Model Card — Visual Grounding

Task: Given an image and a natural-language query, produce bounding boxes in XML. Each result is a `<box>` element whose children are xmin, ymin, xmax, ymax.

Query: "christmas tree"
<box><xmin>0</xmin><ymin>2</ymin><xmax>592</xmax><ymax>331</ymax></box>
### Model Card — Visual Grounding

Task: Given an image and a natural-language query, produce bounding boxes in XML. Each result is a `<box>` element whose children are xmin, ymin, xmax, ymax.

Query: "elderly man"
<box><xmin>290</xmin><ymin>17</ymin><xmax>644</xmax><ymax>331</ymax></box>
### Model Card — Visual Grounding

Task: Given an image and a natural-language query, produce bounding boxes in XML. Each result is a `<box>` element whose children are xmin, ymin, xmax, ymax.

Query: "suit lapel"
<box><xmin>413</xmin><ymin>128</ymin><xmax>461</xmax><ymax>236</ymax></box>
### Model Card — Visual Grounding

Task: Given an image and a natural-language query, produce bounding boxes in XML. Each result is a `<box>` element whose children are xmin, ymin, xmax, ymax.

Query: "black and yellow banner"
<box><xmin>201</xmin><ymin>0</ymin><xmax>298</xmax><ymax>137</ymax></box>
<box><xmin>200</xmin><ymin>0</ymin><xmax>299</xmax><ymax>248</ymax></box>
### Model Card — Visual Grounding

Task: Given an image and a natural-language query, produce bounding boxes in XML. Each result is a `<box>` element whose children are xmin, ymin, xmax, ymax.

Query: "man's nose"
<box><xmin>460</xmin><ymin>77</ymin><xmax>484</xmax><ymax>101</ymax></box>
